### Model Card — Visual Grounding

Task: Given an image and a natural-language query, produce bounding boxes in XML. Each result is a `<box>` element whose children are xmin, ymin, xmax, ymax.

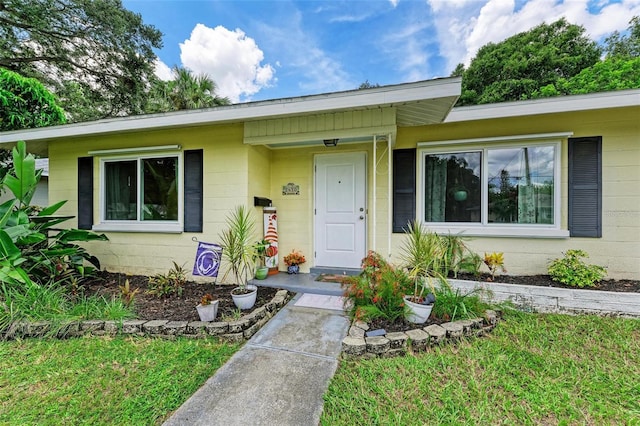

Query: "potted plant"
<box><xmin>196</xmin><ymin>293</ymin><xmax>219</xmax><ymax>322</ymax></box>
<box><xmin>399</xmin><ymin>220</ymin><xmax>443</xmax><ymax>323</ymax></box>
<box><xmin>254</xmin><ymin>239</ymin><xmax>270</xmax><ymax>280</ymax></box>
<box><xmin>283</xmin><ymin>250</ymin><xmax>306</xmax><ymax>274</ymax></box>
<box><xmin>219</xmin><ymin>205</ymin><xmax>258</xmax><ymax>310</ymax></box>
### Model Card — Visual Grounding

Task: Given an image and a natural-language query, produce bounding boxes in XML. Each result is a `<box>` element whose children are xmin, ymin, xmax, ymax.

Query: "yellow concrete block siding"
<box><xmin>388</xmin><ymin>107</ymin><xmax>640</xmax><ymax>279</ymax></box>
<box><xmin>48</xmin><ymin>123</ymin><xmax>264</xmax><ymax>277</ymax></box>
<box><xmin>46</xmin><ymin>105</ymin><xmax>638</xmax><ymax>279</ymax></box>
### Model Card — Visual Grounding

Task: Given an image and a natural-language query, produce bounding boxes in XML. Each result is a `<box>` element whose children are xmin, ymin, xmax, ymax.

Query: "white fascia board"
<box><xmin>0</xmin><ymin>77</ymin><xmax>461</xmax><ymax>144</ymax></box>
<box><xmin>446</xmin><ymin>89</ymin><xmax>640</xmax><ymax>123</ymax></box>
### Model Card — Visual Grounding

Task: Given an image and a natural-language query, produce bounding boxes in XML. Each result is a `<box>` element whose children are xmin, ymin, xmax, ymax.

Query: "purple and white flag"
<box><xmin>192</xmin><ymin>242</ymin><xmax>223</xmax><ymax>278</ymax></box>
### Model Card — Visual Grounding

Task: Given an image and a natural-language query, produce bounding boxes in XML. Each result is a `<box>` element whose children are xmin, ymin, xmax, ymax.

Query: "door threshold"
<box><xmin>310</xmin><ymin>267</ymin><xmax>362</xmax><ymax>276</ymax></box>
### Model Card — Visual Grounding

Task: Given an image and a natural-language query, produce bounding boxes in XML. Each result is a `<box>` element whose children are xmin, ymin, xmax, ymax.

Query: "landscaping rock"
<box><xmin>163</xmin><ymin>321</ymin><xmax>188</xmax><ymax>335</ymax></box>
<box><xmin>103</xmin><ymin>321</ymin><xmax>120</xmax><ymax>334</ymax></box>
<box><xmin>81</xmin><ymin>320</ymin><xmax>104</xmax><ymax>332</ymax></box>
<box><xmin>121</xmin><ymin>320</ymin><xmax>147</xmax><ymax>334</ymax></box>
<box><xmin>348</xmin><ymin>326</ymin><xmax>365</xmax><ymax>338</ymax></box>
<box><xmin>186</xmin><ymin>321</ymin><xmax>208</xmax><ymax>334</ymax></box>
<box><xmin>423</xmin><ymin>324</ymin><xmax>446</xmax><ymax>344</ymax></box>
<box><xmin>385</xmin><ymin>332</ymin><xmax>408</xmax><ymax>349</ymax></box>
<box><xmin>405</xmin><ymin>328</ymin><xmax>430</xmax><ymax>351</ymax></box>
<box><xmin>354</xmin><ymin>320</ymin><xmax>369</xmax><ymax>331</ymax></box>
<box><xmin>205</xmin><ymin>322</ymin><xmax>229</xmax><ymax>336</ymax></box>
<box><xmin>365</xmin><ymin>336</ymin><xmax>390</xmax><ymax>354</ymax></box>
<box><xmin>220</xmin><ymin>332</ymin><xmax>244</xmax><ymax>343</ymax></box>
<box><xmin>143</xmin><ymin>320</ymin><xmax>169</xmax><ymax>334</ymax></box>
<box><xmin>342</xmin><ymin>337</ymin><xmax>366</xmax><ymax>356</ymax></box>
<box><xmin>441</xmin><ymin>322</ymin><xmax>464</xmax><ymax>339</ymax></box>
<box><xmin>228</xmin><ymin>318</ymin><xmax>250</xmax><ymax>333</ymax></box>
<box><xmin>484</xmin><ymin>310</ymin><xmax>498</xmax><ymax>326</ymax></box>
<box><xmin>26</xmin><ymin>321</ymin><xmax>51</xmax><ymax>337</ymax></box>
<box><xmin>454</xmin><ymin>319</ymin><xmax>475</xmax><ymax>336</ymax></box>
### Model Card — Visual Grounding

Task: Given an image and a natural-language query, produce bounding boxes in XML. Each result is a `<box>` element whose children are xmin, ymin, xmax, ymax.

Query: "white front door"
<box><xmin>314</xmin><ymin>152</ymin><xmax>366</xmax><ymax>268</ymax></box>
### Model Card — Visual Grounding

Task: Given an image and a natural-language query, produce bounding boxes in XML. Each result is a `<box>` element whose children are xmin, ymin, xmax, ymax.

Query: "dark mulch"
<box><xmin>81</xmin><ymin>271</ymin><xmax>279</xmax><ymax>321</ymax></box>
<box><xmin>361</xmin><ymin>273</ymin><xmax>640</xmax><ymax>334</ymax></box>
<box><xmin>453</xmin><ymin>273</ymin><xmax>640</xmax><ymax>293</ymax></box>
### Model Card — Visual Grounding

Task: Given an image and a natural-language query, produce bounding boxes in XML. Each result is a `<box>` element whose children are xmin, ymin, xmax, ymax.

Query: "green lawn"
<box><xmin>322</xmin><ymin>312</ymin><xmax>640</xmax><ymax>425</ymax></box>
<box><xmin>0</xmin><ymin>336</ymin><xmax>239</xmax><ymax>425</ymax></box>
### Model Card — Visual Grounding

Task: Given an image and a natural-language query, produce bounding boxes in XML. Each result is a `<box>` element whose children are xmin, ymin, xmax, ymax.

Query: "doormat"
<box><xmin>294</xmin><ymin>294</ymin><xmax>346</xmax><ymax>311</ymax></box>
<box><xmin>315</xmin><ymin>274</ymin><xmax>353</xmax><ymax>284</ymax></box>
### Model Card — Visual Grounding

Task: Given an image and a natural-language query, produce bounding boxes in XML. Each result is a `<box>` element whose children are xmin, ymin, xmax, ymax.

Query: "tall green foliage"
<box><xmin>0</xmin><ymin>141</ymin><xmax>107</xmax><ymax>286</ymax></box>
<box><xmin>0</xmin><ymin>68</ymin><xmax>66</xmax><ymax>131</ymax></box>
<box><xmin>145</xmin><ymin>67</ymin><xmax>230</xmax><ymax>113</ymax></box>
<box><xmin>454</xmin><ymin>19</ymin><xmax>601</xmax><ymax>105</ymax></box>
<box><xmin>0</xmin><ymin>0</ymin><xmax>163</xmax><ymax>122</ymax></box>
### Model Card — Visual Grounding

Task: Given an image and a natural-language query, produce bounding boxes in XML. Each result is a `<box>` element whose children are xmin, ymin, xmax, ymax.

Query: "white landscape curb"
<box><xmin>450</xmin><ymin>279</ymin><xmax>640</xmax><ymax>317</ymax></box>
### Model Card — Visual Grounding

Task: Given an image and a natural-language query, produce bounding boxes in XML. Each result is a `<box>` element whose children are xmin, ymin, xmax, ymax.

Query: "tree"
<box><xmin>534</xmin><ymin>57</ymin><xmax>640</xmax><ymax>97</ymax></box>
<box><xmin>604</xmin><ymin>16</ymin><xmax>640</xmax><ymax>59</ymax></box>
<box><xmin>454</xmin><ymin>19</ymin><xmax>601</xmax><ymax>105</ymax></box>
<box><xmin>0</xmin><ymin>68</ymin><xmax>66</xmax><ymax>131</ymax></box>
<box><xmin>0</xmin><ymin>68</ymin><xmax>66</xmax><ymax>182</ymax></box>
<box><xmin>145</xmin><ymin>67</ymin><xmax>230</xmax><ymax>113</ymax></box>
<box><xmin>358</xmin><ymin>80</ymin><xmax>381</xmax><ymax>89</ymax></box>
<box><xmin>0</xmin><ymin>0</ymin><xmax>163</xmax><ymax>122</ymax></box>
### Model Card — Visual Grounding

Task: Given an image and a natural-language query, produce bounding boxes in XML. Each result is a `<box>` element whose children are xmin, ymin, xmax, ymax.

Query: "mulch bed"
<box><xmin>453</xmin><ymin>273</ymin><xmax>640</xmax><ymax>293</ymax></box>
<box><xmin>81</xmin><ymin>271</ymin><xmax>279</xmax><ymax>322</ymax></box>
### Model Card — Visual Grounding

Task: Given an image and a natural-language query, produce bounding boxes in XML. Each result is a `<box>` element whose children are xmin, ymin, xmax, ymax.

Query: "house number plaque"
<box><xmin>282</xmin><ymin>182</ymin><xmax>300</xmax><ymax>195</ymax></box>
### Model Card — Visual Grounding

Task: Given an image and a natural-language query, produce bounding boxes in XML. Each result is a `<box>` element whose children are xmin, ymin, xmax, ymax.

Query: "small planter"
<box><xmin>231</xmin><ymin>284</ymin><xmax>258</xmax><ymax>310</ymax></box>
<box><xmin>287</xmin><ymin>265</ymin><xmax>300</xmax><ymax>274</ymax></box>
<box><xmin>255</xmin><ymin>266</ymin><xmax>269</xmax><ymax>280</ymax></box>
<box><xmin>196</xmin><ymin>300</ymin><xmax>219</xmax><ymax>322</ymax></box>
<box><xmin>403</xmin><ymin>296</ymin><xmax>434</xmax><ymax>324</ymax></box>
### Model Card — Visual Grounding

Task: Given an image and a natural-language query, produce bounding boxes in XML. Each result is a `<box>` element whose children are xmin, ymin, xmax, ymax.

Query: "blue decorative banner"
<box><xmin>192</xmin><ymin>242</ymin><xmax>223</xmax><ymax>278</ymax></box>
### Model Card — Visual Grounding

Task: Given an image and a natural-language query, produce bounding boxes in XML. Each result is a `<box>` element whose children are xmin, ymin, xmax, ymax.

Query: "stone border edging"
<box><xmin>341</xmin><ymin>309</ymin><xmax>499</xmax><ymax>359</ymax></box>
<box><xmin>450</xmin><ymin>279</ymin><xmax>640</xmax><ymax>317</ymax></box>
<box><xmin>3</xmin><ymin>290</ymin><xmax>290</xmax><ymax>341</ymax></box>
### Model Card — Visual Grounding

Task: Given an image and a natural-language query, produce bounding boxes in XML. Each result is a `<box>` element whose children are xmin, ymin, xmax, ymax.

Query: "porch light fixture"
<box><xmin>323</xmin><ymin>138</ymin><xmax>339</xmax><ymax>147</ymax></box>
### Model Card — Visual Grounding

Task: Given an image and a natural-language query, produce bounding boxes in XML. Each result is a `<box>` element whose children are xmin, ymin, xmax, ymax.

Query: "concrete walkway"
<box><xmin>163</xmin><ymin>291</ymin><xmax>349</xmax><ymax>426</ymax></box>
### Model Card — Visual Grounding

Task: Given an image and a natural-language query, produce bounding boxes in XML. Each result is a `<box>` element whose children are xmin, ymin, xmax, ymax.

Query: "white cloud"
<box><xmin>428</xmin><ymin>0</ymin><xmax>640</xmax><ymax>73</ymax></box>
<box><xmin>154</xmin><ymin>59</ymin><xmax>173</xmax><ymax>81</ymax></box>
<box><xmin>179</xmin><ymin>23</ymin><xmax>276</xmax><ymax>102</ymax></box>
<box><xmin>379</xmin><ymin>21</ymin><xmax>437</xmax><ymax>81</ymax></box>
<box><xmin>389</xmin><ymin>0</ymin><xmax>399</xmax><ymax>8</ymax></box>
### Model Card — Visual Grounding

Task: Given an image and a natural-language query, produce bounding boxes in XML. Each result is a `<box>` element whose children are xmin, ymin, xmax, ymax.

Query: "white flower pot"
<box><xmin>196</xmin><ymin>300</ymin><xmax>219</xmax><ymax>322</ymax></box>
<box><xmin>403</xmin><ymin>296</ymin><xmax>434</xmax><ymax>324</ymax></box>
<box><xmin>231</xmin><ymin>284</ymin><xmax>258</xmax><ymax>310</ymax></box>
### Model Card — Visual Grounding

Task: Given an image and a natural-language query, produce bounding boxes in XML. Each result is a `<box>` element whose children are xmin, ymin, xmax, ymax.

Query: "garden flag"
<box><xmin>192</xmin><ymin>241</ymin><xmax>223</xmax><ymax>279</ymax></box>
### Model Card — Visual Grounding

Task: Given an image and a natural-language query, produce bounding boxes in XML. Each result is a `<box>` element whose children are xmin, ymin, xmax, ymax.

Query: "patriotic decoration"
<box><xmin>192</xmin><ymin>242</ymin><xmax>223</xmax><ymax>279</ymax></box>
<box><xmin>263</xmin><ymin>208</ymin><xmax>278</xmax><ymax>272</ymax></box>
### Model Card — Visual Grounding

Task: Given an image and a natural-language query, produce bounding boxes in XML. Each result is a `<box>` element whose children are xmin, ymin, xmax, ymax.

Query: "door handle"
<box><xmin>359</xmin><ymin>215</ymin><xmax>364</xmax><ymax>220</ymax></box>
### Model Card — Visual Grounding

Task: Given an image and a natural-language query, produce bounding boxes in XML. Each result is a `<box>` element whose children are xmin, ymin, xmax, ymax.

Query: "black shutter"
<box><xmin>568</xmin><ymin>136</ymin><xmax>602</xmax><ymax>237</ymax></box>
<box><xmin>392</xmin><ymin>148</ymin><xmax>416</xmax><ymax>233</ymax></box>
<box><xmin>77</xmin><ymin>157</ymin><xmax>93</xmax><ymax>230</ymax></box>
<box><xmin>184</xmin><ymin>149</ymin><xmax>204</xmax><ymax>232</ymax></box>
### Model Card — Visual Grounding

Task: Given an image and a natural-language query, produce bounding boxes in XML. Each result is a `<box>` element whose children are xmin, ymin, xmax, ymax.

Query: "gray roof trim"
<box><xmin>446</xmin><ymin>89</ymin><xmax>640</xmax><ymax>123</ymax></box>
<box><xmin>0</xmin><ymin>77</ymin><xmax>461</xmax><ymax>144</ymax></box>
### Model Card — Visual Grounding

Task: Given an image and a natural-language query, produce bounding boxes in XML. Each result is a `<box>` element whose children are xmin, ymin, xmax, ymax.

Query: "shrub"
<box><xmin>484</xmin><ymin>252</ymin><xmax>506</xmax><ymax>280</ymax></box>
<box><xmin>431</xmin><ymin>281</ymin><xmax>491</xmax><ymax>321</ymax></box>
<box><xmin>147</xmin><ymin>262</ymin><xmax>187</xmax><ymax>297</ymax></box>
<box><xmin>342</xmin><ymin>251</ymin><xmax>411</xmax><ymax>322</ymax></box>
<box><xmin>548</xmin><ymin>249</ymin><xmax>606</xmax><ymax>288</ymax></box>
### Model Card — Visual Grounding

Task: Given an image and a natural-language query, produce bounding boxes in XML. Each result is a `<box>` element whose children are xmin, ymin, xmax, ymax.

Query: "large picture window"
<box><xmin>422</xmin><ymin>143</ymin><xmax>558</xmax><ymax>228</ymax></box>
<box><xmin>103</xmin><ymin>155</ymin><xmax>179</xmax><ymax>223</ymax></box>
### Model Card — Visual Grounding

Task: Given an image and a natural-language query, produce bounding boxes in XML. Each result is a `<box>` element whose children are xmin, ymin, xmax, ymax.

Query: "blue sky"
<box><xmin>123</xmin><ymin>0</ymin><xmax>639</xmax><ymax>103</ymax></box>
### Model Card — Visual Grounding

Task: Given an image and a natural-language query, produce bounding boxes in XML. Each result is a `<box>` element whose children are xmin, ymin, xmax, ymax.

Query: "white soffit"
<box><xmin>446</xmin><ymin>89</ymin><xmax>640</xmax><ymax>123</ymax></box>
<box><xmin>0</xmin><ymin>77</ymin><xmax>462</xmax><ymax>145</ymax></box>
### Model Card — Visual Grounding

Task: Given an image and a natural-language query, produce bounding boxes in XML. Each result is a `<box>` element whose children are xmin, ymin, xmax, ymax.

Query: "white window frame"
<box><xmin>93</xmin><ymin>149</ymin><xmax>183</xmax><ymax>233</ymax></box>
<box><xmin>417</xmin><ymin>137</ymin><xmax>568</xmax><ymax>238</ymax></box>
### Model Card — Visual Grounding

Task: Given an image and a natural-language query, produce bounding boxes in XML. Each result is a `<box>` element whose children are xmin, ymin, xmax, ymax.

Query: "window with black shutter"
<box><xmin>392</xmin><ymin>148</ymin><xmax>416</xmax><ymax>233</ymax></box>
<box><xmin>568</xmin><ymin>136</ymin><xmax>602</xmax><ymax>237</ymax></box>
<box><xmin>77</xmin><ymin>157</ymin><xmax>94</xmax><ymax>230</ymax></box>
<box><xmin>183</xmin><ymin>149</ymin><xmax>204</xmax><ymax>232</ymax></box>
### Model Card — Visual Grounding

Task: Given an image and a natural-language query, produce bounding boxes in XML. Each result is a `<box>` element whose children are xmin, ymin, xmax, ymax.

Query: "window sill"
<box><xmin>425</xmin><ymin>226</ymin><xmax>570</xmax><ymax>239</ymax></box>
<box><xmin>92</xmin><ymin>222</ymin><xmax>183</xmax><ymax>234</ymax></box>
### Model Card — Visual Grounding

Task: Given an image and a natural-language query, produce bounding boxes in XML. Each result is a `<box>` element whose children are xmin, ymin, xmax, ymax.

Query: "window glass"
<box><xmin>487</xmin><ymin>146</ymin><xmax>554</xmax><ymax>224</ymax></box>
<box><xmin>142</xmin><ymin>157</ymin><xmax>178</xmax><ymax>220</ymax></box>
<box><xmin>424</xmin><ymin>152</ymin><xmax>481</xmax><ymax>223</ymax></box>
<box><xmin>105</xmin><ymin>160</ymin><xmax>137</xmax><ymax>220</ymax></box>
<box><xmin>103</xmin><ymin>156</ymin><xmax>179</xmax><ymax>222</ymax></box>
